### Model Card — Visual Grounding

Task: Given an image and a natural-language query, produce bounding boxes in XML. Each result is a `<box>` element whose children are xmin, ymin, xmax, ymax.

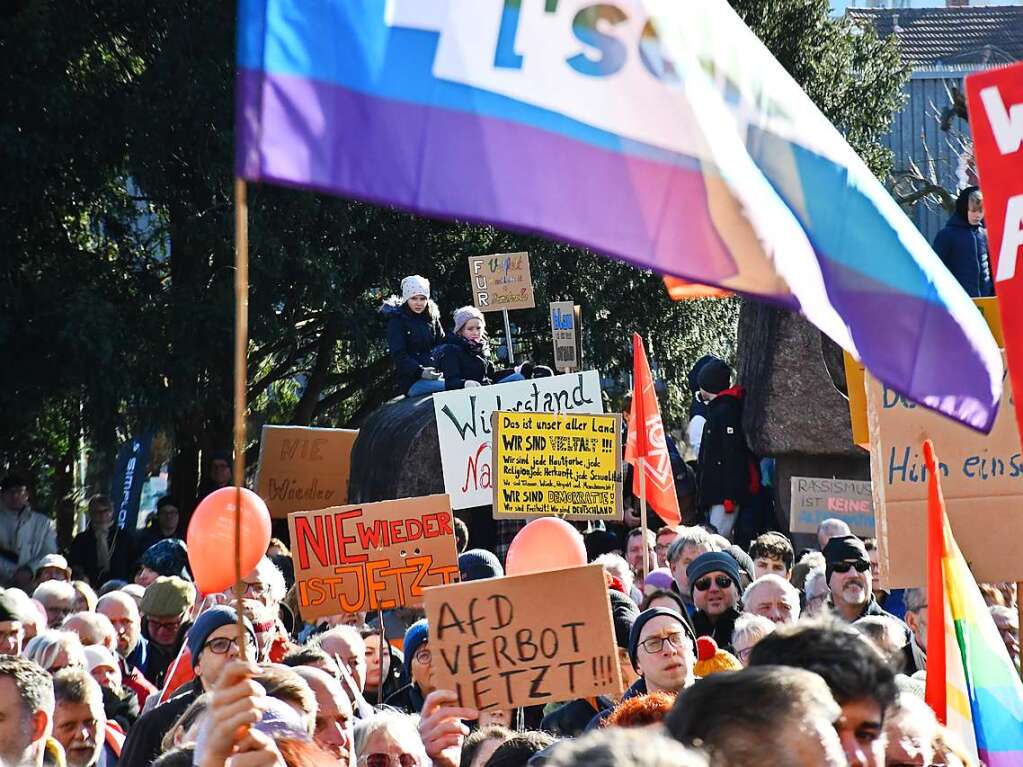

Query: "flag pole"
<box><xmin>233</xmin><ymin>176</ymin><xmax>250</xmax><ymax>662</ymax></box>
<box><xmin>639</xmin><ymin>456</ymin><xmax>648</xmax><ymax>587</ymax></box>
<box><xmin>502</xmin><ymin>309</ymin><xmax>515</xmax><ymax>365</ymax></box>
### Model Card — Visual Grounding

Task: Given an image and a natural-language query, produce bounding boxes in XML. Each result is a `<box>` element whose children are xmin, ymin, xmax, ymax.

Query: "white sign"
<box><xmin>432</xmin><ymin>371</ymin><xmax>604</xmax><ymax>509</ymax></box>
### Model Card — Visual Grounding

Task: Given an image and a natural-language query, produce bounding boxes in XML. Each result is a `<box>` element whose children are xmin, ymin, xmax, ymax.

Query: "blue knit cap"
<box><xmin>142</xmin><ymin>539</ymin><xmax>190</xmax><ymax>578</ymax></box>
<box><xmin>403</xmin><ymin>618</ymin><xmax>430</xmax><ymax>680</ymax></box>
<box><xmin>187</xmin><ymin>606</ymin><xmax>256</xmax><ymax>661</ymax></box>
<box><xmin>458</xmin><ymin>549</ymin><xmax>504</xmax><ymax>581</ymax></box>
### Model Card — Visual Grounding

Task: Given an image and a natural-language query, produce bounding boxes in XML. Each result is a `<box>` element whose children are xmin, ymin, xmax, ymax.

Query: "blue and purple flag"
<box><xmin>236</xmin><ymin>0</ymin><xmax>1002</xmax><ymax>431</ymax></box>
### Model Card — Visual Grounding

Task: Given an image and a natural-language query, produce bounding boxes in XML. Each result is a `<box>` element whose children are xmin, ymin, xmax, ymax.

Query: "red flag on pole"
<box><xmin>923</xmin><ymin>439</ymin><xmax>948</xmax><ymax>724</ymax></box>
<box><xmin>625</xmin><ymin>333</ymin><xmax>681</xmax><ymax>526</ymax></box>
<box><xmin>966</xmin><ymin>64</ymin><xmax>1023</xmax><ymax>441</ymax></box>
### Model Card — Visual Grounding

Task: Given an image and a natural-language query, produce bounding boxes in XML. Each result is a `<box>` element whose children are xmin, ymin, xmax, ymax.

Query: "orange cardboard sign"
<box><xmin>423</xmin><ymin>565</ymin><xmax>622</xmax><ymax>711</ymax></box>
<box><xmin>866</xmin><ymin>357</ymin><xmax>1023</xmax><ymax>588</ymax></box>
<box><xmin>288</xmin><ymin>494</ymin><xmax>460</xmax><ymax>621</ymax></box>
<box><xmin>256</xmin><ymin>425</ymin><xmax>358</xmax><ymax>519</ymax></box>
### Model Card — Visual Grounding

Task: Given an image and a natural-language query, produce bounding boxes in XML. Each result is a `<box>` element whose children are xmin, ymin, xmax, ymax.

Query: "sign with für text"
<box><xmin>433</xmin><ymin>371</ymin><xmax>604</xmax><ymax>509</ymax></box>
<box><xmin>424</xmin><ymin>565</ymin><xmax>622</xmax><ymax>711</ymax></box>
<box><xmin>550</xmin><ymin>301</ymin><xmax>578</xmax><ymax>371</ymax></box>
<box><xmin>789</xmin><ymin>476</ymin><xmax>874</xmax><ymax>536</ymax></box>
<box><xmin>492</xmin><ymin>411</ymin><xmax>622</xmax><ymax>520</ymax></box>
<box><xmin>468</xmin><ymin>252</ymin><xmax>535</xmax><ymax>312</ymax></box>
<box><xmin>256</xmin><ymin>426</ymin><xmax>359</xmax><ymax>519</ymax></box>
<box><xmin>866</xmin><ymin>357</ymin><xmax>1023</xmax><ymax>589</ymax></box>
<box><xmin>288</xmin><ymin>494</ymin><xmax>460</xmax><ymax>622</ymax></box>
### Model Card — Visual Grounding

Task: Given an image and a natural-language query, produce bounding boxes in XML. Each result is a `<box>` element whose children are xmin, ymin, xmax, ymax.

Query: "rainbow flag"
<box><xmin>236</xmin><ymin>0</ymin><xmax>1001</xmax><ymax>431</ymax></box>
<box><xmin>923</xmin><ymin>440</ymin><xmax>1023</xmax><ymax>765</ymax></box>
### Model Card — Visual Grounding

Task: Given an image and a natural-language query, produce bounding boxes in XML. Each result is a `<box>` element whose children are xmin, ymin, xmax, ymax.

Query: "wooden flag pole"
<box><xmin>502</xmin><ymin>308</ymin><xmax>515</xmax><ymax>365</ymax></box>
<box><xmin>233</xmin><ymin>177</ymin><xmax>250</xmax><ymax>662</ymax></box>
<box><xmin>639</xmin><ymin>456</ymin><xmax>649</xmax><ymax>587</ymax></box>
<box><xmin>378</xmin><ymin>608</ymin><xmax>386</xmax><ymax>705</ymax></box>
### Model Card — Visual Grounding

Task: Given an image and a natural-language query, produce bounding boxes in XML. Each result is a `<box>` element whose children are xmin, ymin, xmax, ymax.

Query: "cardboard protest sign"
<box><xmin>424</xmin><ymin>564</ymin><xmax>622</xmax><ymax>711</ymax></box>
<box><xmin>866</xmin><ymin>358</ymin><xmax>1023</xmax><ymax>588</ymax></box>
<box><xmin>844</xmin><ymin>298</ymin><xmax>1003</xmax><ymax>450</ymax></box>
<box><xmin>550</xmin><ymin>301</ymin><xmax>577</xmax><ymax>372</ymax></box>
<box><xmin>255</xmin><ymin>426</ymin><xmax>358</xmax><ymax>519</ymax></box>
<box><xmin>492</xmin><ymin>411</ymin><xmax>622</xmax><ymax>520</ymax></box>
<box><xmin>288</xmin><ymin>494</ymin><xmax>459</xmax><ymax>622</ymax></box>
<box><xmin>789</xmin><ymin>476</ymin><xmax>874</xmax><ymax>537</ymax></box>
<box><xmin>433</xmin><ymin>371</ymin><xmax>604</xmax><ymax>510</ymax></box>
<box><xmin>468</xmin><ymin>252</ymin><xmax>535</xmax><ymax>312</ymax></box>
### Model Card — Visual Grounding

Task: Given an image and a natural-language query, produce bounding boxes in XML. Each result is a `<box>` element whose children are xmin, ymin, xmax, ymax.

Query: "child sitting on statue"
<box><xmin>436</xmin><ymin>306</ymin><xmax>529</xmax><ymax>390</ymax></box>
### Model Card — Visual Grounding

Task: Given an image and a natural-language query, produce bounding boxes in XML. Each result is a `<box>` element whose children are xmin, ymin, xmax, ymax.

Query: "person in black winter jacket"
<box><xmin>695</xmin><ymin>359</ymin><xmax>760</xmax><ymax>540</ymax></box>
<box><xmin>933</xmin><ymin>186</ymin><xmax>992</xmax><ymax>297</ymax></box>
<box><xmin>436</xmin><ymin>306</ymin><xmax>525</xmax><ymax>390</ymax></box>
<box><xmin>381</xmin><ymin>275</ymin><xmax>446</xmax><ymax>397</ymax></box>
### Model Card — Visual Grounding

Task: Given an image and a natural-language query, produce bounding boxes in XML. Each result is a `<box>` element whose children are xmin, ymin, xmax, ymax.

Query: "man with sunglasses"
<box><xmin>686</xmin><ymin>552</ymin><xmax>742</xmax><ymax>652</ymax></box>
<box><xmin>824</xmin><ymin>535</ymin><xmax>917</xmax><ymax>673</ymax></box>
<box><xmin>119</xmin><ymin>605</ymin><xmax>256</xmax><ymax>767</ymax></box>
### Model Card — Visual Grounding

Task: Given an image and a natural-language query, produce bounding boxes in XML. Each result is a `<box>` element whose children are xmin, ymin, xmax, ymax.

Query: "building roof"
<box><xmin>847</xmin><ymin>7</ymin><xmax>1023</xmax><ymax>69</ymax></box>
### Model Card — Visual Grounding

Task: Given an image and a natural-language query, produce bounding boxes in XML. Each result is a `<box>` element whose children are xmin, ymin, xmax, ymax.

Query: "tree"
<box><xmin>0</xmin><ymin>0</ymin><xmax>905</xmax><ymax>513</ymax></box>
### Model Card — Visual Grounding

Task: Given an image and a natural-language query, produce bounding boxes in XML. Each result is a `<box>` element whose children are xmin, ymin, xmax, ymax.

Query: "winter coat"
<box><xmin>0</xmin><ymin>503</ymin><xmax>57</xmax><ymax>583</ymax></box>
<box><xmin>118</xmin><ymin>680</ymin><xmax>200</xmax><ymax>767</ymax></box>
<box><xmin>383</xmin><ymin>301</ymin><xmax>444</xmax><ymax>395</ymax></box>
<box><xmin>541</xmin><ymin>693</ymin><xmax>616</xmax><ymax>736</ymax></box>
<box><xmin>933</xmin><ymin>212</ymin><xmax>992</xmax><ymax>297</ymax></box>
<box><xmin>691</xmin><ymin>606</ymin><xmax>741</xmax><ymax>654</ymax></box>
<box><xmin>383</xmin><ymin>682</ymin><xmax>426</xmax><ymax>714</ymax></box>
<box><xmin>585</xmin><ymin>677</ymin><xmax>648</xmax><ymax>731</ymax></box>
<box><xmin>68</xmin><ymin>526</ymin><xmax>138</xmax><ymax>586</ymax></box>
<box><xmin>437</xmin><ymin>333</ymin><xmax>495</xmax><ymax>390</ymax></box>
<box><xmin>697</xmin><ymin>387</ymin><xmax>760</xmax><ymax>507</ymax></box>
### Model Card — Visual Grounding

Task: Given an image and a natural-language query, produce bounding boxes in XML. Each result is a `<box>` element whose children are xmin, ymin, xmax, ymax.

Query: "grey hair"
<box><xmin>62</xmin><ymin>611</ymin><xmax>117</xmax><ymax>648</ymax></box>
<box><xmin>0</xmin><ymin>656</ymin><xmax>54</xmax><ymax>720</ymax></box>
<box><xmin>23</xmin><ymin>630</ymin><xmax>86</xmax><ymax>672</ymax></box>
<box><xmin>544</xmin><ymin>727</ymin><xmax>708</xmax><ymax>767</ymax></box>
<box><xmin>252</xmin><ymin>556</ymin><xmax>287</xmax><ymax>603</ymax></box>
<box><xmin>593</xmin><ymin>553</ymin><xmax>633</xmax><ymax>595</ymax></box>
<box><xmin>32</xmin><ymin>580</ymin><xmax>76</xmax><ymax>605</ymax></box>
<box><xmin>804</xmin><ymin>567</ymin><xmax>828</xmax><ymax>599</ymax></box>
<box><xmin>732</xmin><ymin>612</ymin><xmax>776</xmax><ymax>650</ymax></box>
<box><xmin>353</xmin><ymin>712</ymin><xmax>425</xmax><ymax>760</ymax></box>
<box><xmin>666</xmin><ymin>527</ymin><xmax>715</xmax><ymax>566</ymax></box>
<box><xmin>742</xmin><ymin>575</ymin><xmax>801</xmax><ymax>617</ymax></box>
<box><xmin>903</xmin><ymin>587</ymin><xmax>927</xmax><ymax>614</ymax></box>
<box><xmin>52</xmin><ymin>667</ymin><xmax>104</xmax><ymax>708</ymax></box>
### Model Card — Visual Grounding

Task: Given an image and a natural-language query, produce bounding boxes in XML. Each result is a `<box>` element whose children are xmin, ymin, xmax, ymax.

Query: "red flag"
<box><xmin>923</xmin><ymin>439</ymin><xmax>947</xmax><ymax>724</ymax></box>
<box><xmin>966</xmin><ymin>64</ymin><xmax>1023</xmax><ymax>443</ymax></box>
<box><xmin>625</xmin><ymin>333</ymin><xmax>681</xmax><ymax>525</ymax></box>
<box><xmin>663</xmin><ymin>276</ymin><xmax>731</xmax><ymax>300</ymax></box>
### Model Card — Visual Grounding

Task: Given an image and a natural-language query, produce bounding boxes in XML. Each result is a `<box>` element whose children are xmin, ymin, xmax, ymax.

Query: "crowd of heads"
<box><xmin>1</xmin><ymin>455</ymin><xmax>1018</xmax><ymax>767</ymax></box>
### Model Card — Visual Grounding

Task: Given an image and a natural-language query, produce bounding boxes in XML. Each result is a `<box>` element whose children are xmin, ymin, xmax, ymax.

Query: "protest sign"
<box><xmin>966</xmin><ymin>64</ymin><xmax>1023</xmax><ymax>450</ymax></box>
<box><xmin>255</xmin><ymin>426</ymin><xmax>358</xmax><ymax>519</ymax></box>
<box><xmin>866</xmin><ymin>358</ymin><xmax>1023</xmax><ymax>588</ymax></box>
<box><xmin>288</xmin><ymin>494</ymin><xmax>459</xmax><ymax>622</ymax></box>
<box><xmin>844</xmin><ymin>298</ymin><xmax>1003</xmax><ymax>449</ymax></box>
<box><xmin>550</xmin><ymin>301</ymin><xmax>577</xmax><ymax>372</ymax></box>
<box><xmin>492</xmin><ymin>411</ymin><xmax>622</xmax><ymax>520</ymax></box>
<box><xmin>468</xmin><ymin>252</ymin><xmax>535</xmax><ymax>312</ymax></box>
<box><xmin>789</xmin><ymin>476</ymin><xmax>874</xmax><ymax>536</ymax></box>
<box><xmin>424</xmin><ymin>564</ymin><xmax>622</xmax><ymax>711</ymax></box>
<box><xmin>433</xmin><ymin>371</ymin><xmax>604</xmax><ymax>509</ymax></box>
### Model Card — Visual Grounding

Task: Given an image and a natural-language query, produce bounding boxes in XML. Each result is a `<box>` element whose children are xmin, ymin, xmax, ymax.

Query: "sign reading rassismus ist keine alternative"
<box><xmin>492</xmin><ymin>411</ymin><xmax>622</xmax><ymax>520</ymax></box>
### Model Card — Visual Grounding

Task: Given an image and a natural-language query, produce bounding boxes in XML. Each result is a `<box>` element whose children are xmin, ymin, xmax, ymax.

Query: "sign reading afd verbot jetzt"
<box><xmin>433</xmin><ymin>371</ymin><xmax>603</xmax><ymax>510</ymax></box>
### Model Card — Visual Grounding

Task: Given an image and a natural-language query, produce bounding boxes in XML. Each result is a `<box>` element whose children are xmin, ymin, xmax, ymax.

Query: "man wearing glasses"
<box><xmin>138</xmin><ymin>575</ymin><xmax>195</xmax><ymax>686</ymax></box>
<box><xmin>628</xmin><ymin>608</ymin><xmax>697</xmax><ymax>695</ymax></box>
<box><xmin>823</xmin><ymin>535</ymin><xmax>917</xmax><ymax>673</ymax></box>
<box><xmin>686</xmin><ymin>552</ymin><xmax>742</xmax><ymax>652</ymax></box>
<box><xmin>120</xmin><ymin>606</ymin><xmax>256</xmax><ymax>767</ymax></box>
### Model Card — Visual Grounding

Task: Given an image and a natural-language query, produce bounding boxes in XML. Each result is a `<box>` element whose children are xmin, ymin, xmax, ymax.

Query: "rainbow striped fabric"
<box><xmin>236</xmin><ymin>0</ymin><xmax>1001</xmax><ymax>430</ymax></box>
<box><xmin>924</xmin><ymin>440</ymin><xmax>1023</xmax><ymax>765</ymax></box>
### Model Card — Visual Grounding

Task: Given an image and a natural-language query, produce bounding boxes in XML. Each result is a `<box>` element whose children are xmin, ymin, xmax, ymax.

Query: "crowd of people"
<box><xmin>0</xmin><ymin>270</ymin><xmax>1015</xmax><ymax>767</ymax></box>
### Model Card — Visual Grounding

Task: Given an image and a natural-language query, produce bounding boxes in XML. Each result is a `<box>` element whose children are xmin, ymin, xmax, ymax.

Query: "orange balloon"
<box><xmin>504</xmin><ymin>517</ymin><xmax>587</xmax><ymax>576</ymax></box>
<box><xmin>186</xmin><ymin>487</ymin><xmax>271</xmax><ymax>594</ymax></box>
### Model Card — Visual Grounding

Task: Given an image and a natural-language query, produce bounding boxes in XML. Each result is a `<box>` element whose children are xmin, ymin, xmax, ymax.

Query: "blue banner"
<box><xmin>110</xmin><ymin>434</ymin><xmax>152</xmax><ymax>532</ymax></box>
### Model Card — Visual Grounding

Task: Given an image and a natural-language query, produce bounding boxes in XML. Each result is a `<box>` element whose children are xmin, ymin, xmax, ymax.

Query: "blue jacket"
<box><xmin>436</xmin><ymin>333</ymin><xmax>495</xmax><ymax>390</ymax></box>
<box><xmin>383</xmin><ymin>301</ymin><xmax>444</xmax><ymax>395</ymax></box>
<box><xmin>933</xmin><ymin>212</ymin><xmax>992</xmax><ymax>297</ymax></box>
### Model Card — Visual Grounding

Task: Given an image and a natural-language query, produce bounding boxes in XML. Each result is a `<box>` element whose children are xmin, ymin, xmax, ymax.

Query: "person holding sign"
<box><xmin>381</xmin><ymin>275</ymin><xmax>446</xmax><ymax>398</ymax></box>
<box><xmin>435</xmin><ymin>307</ymin><xmax>526</xmax><ymax>390</ymax></box>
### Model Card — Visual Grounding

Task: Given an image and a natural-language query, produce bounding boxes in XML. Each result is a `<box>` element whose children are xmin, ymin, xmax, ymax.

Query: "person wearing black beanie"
<box><xmin>686</xmin><ymin>552</ymin><xmax>742</xmax><ymax>653</ymax></box>
<box><xmin>541</xmin><ymin>590</ymin><xmax>641</xmax><ymax>736</ymax></box>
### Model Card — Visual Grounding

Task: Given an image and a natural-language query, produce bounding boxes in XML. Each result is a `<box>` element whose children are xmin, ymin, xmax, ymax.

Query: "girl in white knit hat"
<box><xmin>436</xmin><ymin>306</ymin><xmax>527</xmax><ymax>390</ymax></box>
<box><xmin>380</xmin><ymin>275</ymin><xmax>446</xmax><ymax>397</ymax></box>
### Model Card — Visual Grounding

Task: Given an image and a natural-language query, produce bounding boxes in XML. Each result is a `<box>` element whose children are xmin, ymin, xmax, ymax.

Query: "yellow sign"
<box><xmin>491</xmin><ymin>411</ymin><xmax>623</xmax><ymax>520</ymax></box>
<box><xmin>845</xmin><ymin>297</ymin><xmax>1003</xmax><ymax>448</ymax></box>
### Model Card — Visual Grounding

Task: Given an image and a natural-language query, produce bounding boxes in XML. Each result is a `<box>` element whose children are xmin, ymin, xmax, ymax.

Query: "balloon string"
<box><xmin>233</xmin><ymin>177</ymin><xmax>250</xmax><ymax>663</ymax></box>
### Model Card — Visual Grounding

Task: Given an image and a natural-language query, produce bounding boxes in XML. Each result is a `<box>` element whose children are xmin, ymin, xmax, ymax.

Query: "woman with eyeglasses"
<box><xmin>353</xmin><ymin>712</ymin><xmax>428</xmax><ymax>767</ymax></box>
<box><xmin>685</xmin><ymin>552</ymin><xmax>742</xmax><ymax>653</ymax></box>
<box><xmin>383</xmin><ymin>620</ymin><xmax>435</xmax><ymax>714</ymax></box>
